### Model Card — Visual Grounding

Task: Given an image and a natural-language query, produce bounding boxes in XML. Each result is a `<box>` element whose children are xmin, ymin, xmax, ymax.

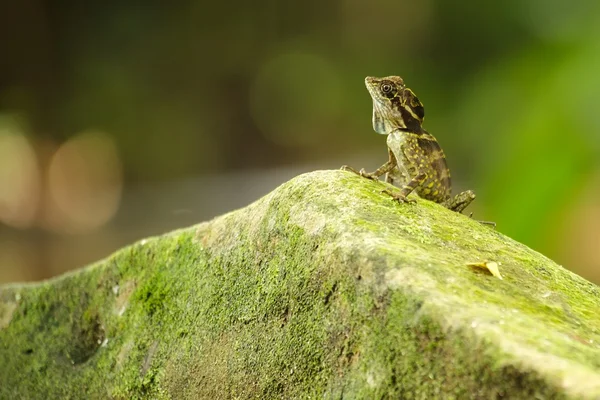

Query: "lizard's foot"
<box><xmin>381</xmin><ymin>189</ymin><xmax>416</xmax><ymax>204</ymax></box>
<box><xmin>340</xmin><ymin>165</ymin><xmax>378</xmax><ymax>180</ymax></box>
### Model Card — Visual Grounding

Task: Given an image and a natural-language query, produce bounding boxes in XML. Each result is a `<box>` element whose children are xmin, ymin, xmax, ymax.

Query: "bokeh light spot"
<box><xmin>45</xmin><ymin>130</ymin><xmax>123</xmax><ymax>234</ymax></box>
<box><xmin>0</xmin><ymin>116</ymin><xmax>40</xmax><ymax>229</ymax></box>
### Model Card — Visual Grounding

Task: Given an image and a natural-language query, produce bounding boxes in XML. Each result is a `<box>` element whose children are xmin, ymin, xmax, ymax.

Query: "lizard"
<box><xmin>342</xmin><ymin>75</ymin><xmax>475</xmax><ymax>214</ymax></box>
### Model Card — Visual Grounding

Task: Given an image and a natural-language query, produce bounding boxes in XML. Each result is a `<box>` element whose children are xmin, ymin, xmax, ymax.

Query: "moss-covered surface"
<box><xmin>1</xmin><ymin>170</ymin><xmax>599</xmax><ymax>399</ymax></box>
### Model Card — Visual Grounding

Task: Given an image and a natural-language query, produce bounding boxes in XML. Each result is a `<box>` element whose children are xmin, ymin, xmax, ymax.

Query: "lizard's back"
<box><xmin>387</xmin><ymin>129</ymin><xmax>452</xmax><ymax>203</ymax></box>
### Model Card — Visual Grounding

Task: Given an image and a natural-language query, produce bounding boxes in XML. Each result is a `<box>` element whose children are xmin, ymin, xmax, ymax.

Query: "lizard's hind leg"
<box><xmin>443</xmin><ymin>190</ymin><xmax>475</xmax><ymax>213</ymax></box>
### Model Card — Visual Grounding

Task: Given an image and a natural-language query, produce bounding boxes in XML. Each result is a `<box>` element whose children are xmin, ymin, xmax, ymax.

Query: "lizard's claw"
<box><xmin>358</xmin><ymin>168</ymin><xmax>378</xmax><ymax>180</ymax></box>
<box><xmin>340</xmin><ymin>165</ymin><xmax>359</xmax><ymax>174</ymax></box>
<box><xmin>381</xmin><ymin>189</ymin><xmax>416</xmax><ymax>204</ymax></box>
<box><xmin>478</xmin><ymin>220</ymin><xmax>497</xmax><ymax>228</ymax></box>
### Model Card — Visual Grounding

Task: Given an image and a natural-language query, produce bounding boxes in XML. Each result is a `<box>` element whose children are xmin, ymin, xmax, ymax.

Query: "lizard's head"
<box><xmin>365</xmin><ymin>76</ymin><xmax>425</xmax><ymax>134</ymax></box>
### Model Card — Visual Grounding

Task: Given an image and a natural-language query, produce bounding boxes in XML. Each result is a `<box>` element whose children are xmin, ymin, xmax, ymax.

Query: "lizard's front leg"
<box><xmin>341</xmin><ymin>149</ymin><xmax>396</xmax><ymax>180</ymax></box>
<box><xmin>443</xmin><ymin>190</ymin><xmax>476</xmax><ymax>213</ymax></box>
<box><xmin>382</xmin><ymin>172</ymin><xmax>426</xmax><ymax>204</ymax></box>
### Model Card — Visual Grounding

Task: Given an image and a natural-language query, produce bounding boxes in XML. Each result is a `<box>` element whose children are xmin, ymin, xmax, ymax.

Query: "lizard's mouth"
<box><xmin>364</xmin><ymin>76</ymin><xmax>378</xmax><ymax>95</ymax></box>
<box><xmin>364</xmin><ymin>76</ymin><xmax>386</xmax><ymax>105</ymax></box>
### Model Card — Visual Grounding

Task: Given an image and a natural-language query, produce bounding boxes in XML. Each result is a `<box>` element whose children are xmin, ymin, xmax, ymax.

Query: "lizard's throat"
<box><xmin>371</xmin><ymin>101</ymin><xmax>405</xmax><ymax>135</ymax></box>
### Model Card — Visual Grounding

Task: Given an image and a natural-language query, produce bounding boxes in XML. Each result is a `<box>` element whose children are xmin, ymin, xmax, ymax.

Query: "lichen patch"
<box><xmin>0</xmin><ymin>300</ymin><xmax>17</xmax><ymax>330</ymax></box>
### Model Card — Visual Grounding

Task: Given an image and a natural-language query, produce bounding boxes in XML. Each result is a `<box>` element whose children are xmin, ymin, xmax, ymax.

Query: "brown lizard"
<box><xmin>342</xmin><ymin>75</ymin><xmax>475</xmax><ymax>213</ymax></box>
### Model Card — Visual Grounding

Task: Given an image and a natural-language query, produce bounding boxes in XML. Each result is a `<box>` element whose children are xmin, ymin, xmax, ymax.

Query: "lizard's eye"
<box><xmin>381</xmin><ymin>83</ymin><xmax>392</xmax><ymax>93</ymax></box>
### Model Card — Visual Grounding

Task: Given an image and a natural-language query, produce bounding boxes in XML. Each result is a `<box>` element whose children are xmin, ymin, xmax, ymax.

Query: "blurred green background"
<box><xmin>1</xmin><ymin>0</ymin><xmax>599</xmax><ymax>284</ymax></box>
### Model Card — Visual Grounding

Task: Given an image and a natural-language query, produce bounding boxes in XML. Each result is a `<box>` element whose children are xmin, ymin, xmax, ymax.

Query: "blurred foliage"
<box><xmin>0</xmin><ymin>0</ymin><xmax>599</xmax><ymax>283</ymax></box>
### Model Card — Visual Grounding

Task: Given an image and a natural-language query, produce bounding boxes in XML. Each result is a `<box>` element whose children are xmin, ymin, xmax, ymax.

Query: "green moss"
<box><xmin>1</xmin><ymin>170</ymin><xmax>599</xmax><ymax>399</ymax></box>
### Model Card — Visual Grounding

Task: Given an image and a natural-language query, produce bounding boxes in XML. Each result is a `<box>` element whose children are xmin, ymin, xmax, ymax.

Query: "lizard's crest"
<box><xmin>365</xmin><ymin>76</ymin><xmax>425</xmax><ymax>134</ymax></box>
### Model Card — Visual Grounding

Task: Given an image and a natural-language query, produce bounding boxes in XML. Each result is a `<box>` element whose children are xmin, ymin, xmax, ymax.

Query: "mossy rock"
<box><xmin>1</xmin><ymin>170</ymin><xmax>599</xmax><ymax>399</ymax></box>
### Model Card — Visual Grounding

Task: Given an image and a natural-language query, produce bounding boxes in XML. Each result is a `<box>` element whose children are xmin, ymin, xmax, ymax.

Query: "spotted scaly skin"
<box><xmin>342</xmin><ymin>75</ymin><xmax>475</xmax><ymax>213</ymax></box>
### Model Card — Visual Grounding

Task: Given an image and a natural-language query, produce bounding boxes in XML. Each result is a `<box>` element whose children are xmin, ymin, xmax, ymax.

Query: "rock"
<box><xmin>1</xmin><ymin>170</ymin><xmax>599</xmax><ymax>399</ymax></box>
